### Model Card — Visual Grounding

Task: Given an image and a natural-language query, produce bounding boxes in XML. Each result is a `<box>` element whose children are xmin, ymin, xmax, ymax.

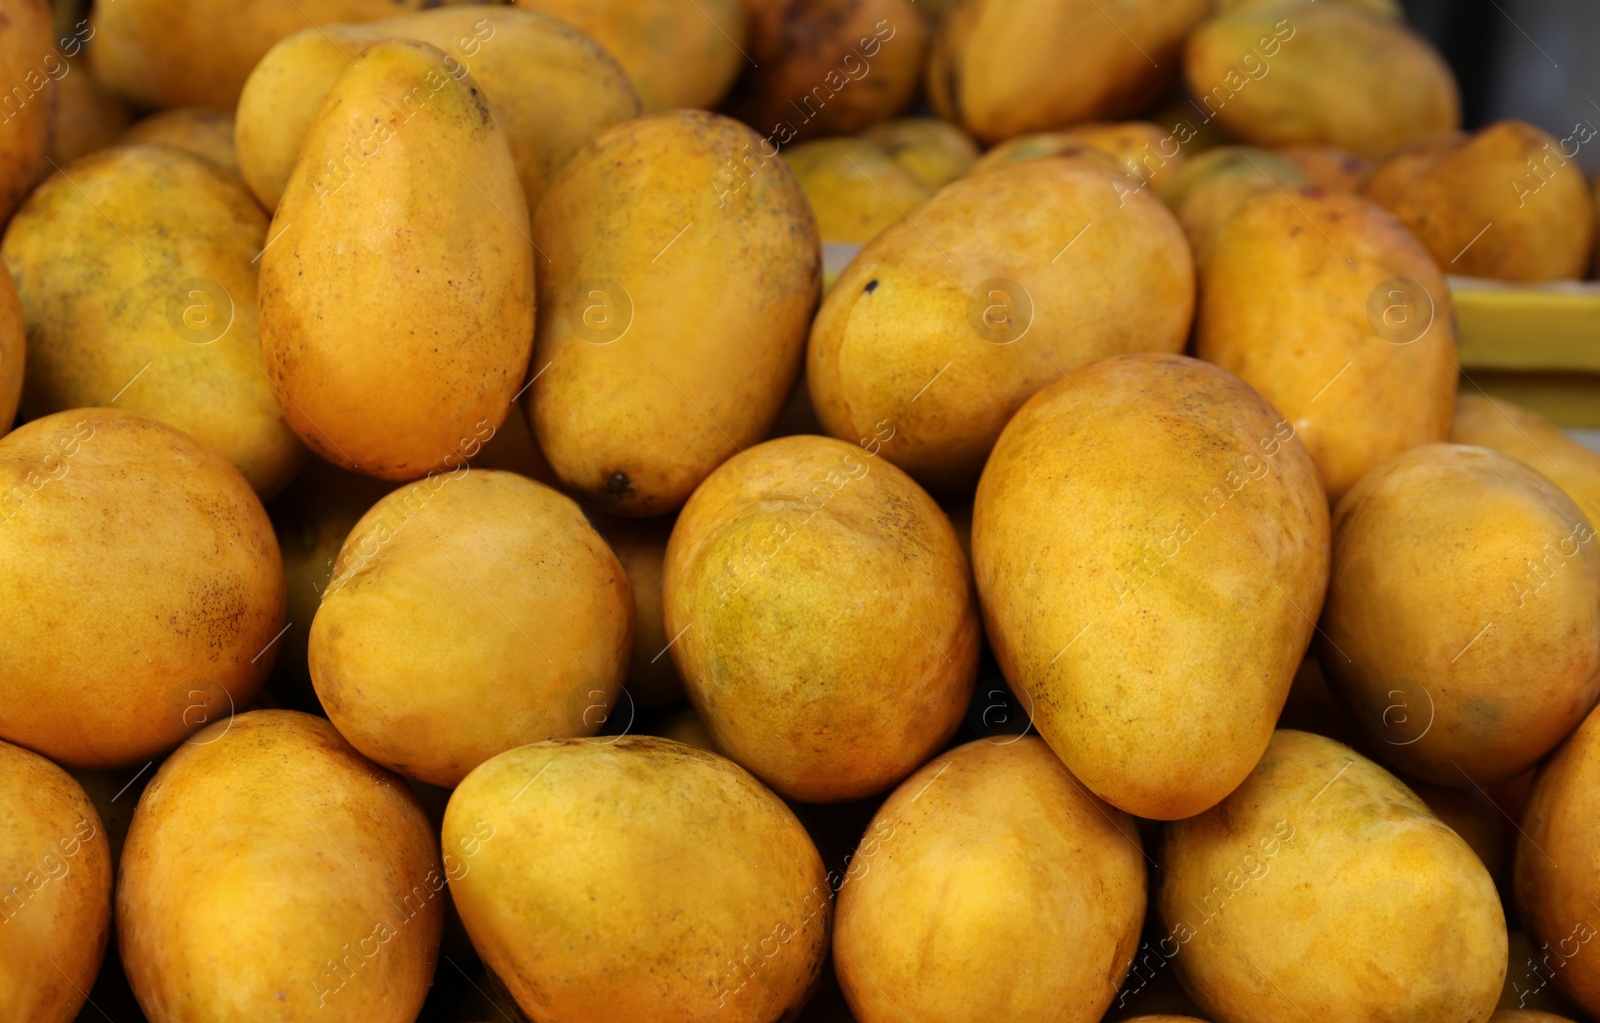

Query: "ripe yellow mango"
<box><xmin>1452</xmin><ymin>392</ymin><xmax>1600</xmax><ymax>527</ymax></box>
<box><xmin>859</xmin><ymin>117</ymin><xmax>978</xmax><ymax>190</ymax></box>
<box><xmin>0</xmin><ymin>0</ymin><xmax>54</xmax><ymax>222</ymax></box>
<box><xmin>529</xmin><ymin>111</ymin><xmax>819</xmax><ymax>516</ymax></box>
<box><xmin>259</xmin><ymin>40</ymin><xmax>534</xmax><ymax>482</ymax></box>
<box><xmin>783</xmin><ymin>137</ymin><xmax>932</xmax><ymax>246</ymax></box>
<box><xmin>121</xmin><ymin>108</ymin><xmax>238</xmax><ymax>174</ymax></box>
<box><xmin>1158</xmin><ymin>146</ymin><xmax>1309</xmax><ymax>256</ymax></box>
<box><xmin>973</xmin><ymin>354</ymin><xmax>1329</xmax><ymax>819</ymax></box>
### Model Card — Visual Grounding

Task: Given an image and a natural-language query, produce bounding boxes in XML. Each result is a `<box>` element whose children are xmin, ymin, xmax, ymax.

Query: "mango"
<box><xmin>974</xmin><ymin>121</ymin><xmax>1186</xmax><ymax>196</ymax></box>
<box><xmin>1321</xmin><ymin>444</ymin><xmax>1600</xmax><ymax>785</ymax></box>
<box><xmin>3</xmin><ymin>144</ymin><xmax>305</xmax><ymax>496</ymax></box>
<box><xmin>809</xmin><ymin>155</ymin><xmax>1193</xmax><ymax>493</ymax></box>
<box><xmin>0</xmin><ymin>0</ymin><xmax>54</xmax><ymax>222</ymax></box>
<box><xmin>973</xmin><ymin>354</ymin><xmax>1329</xmax><ymax>819</ymax></box>
<box><xmin>1365</xmin><ymin>121</ymin><xmax>1595</xmax><ymax>282</ymax></box>
<box><xmin>0</xmin><ymin>259</ymin><xmax>21</xmax><ymax>434</ymax></box>
<box><xmin>835</xmin><ymin>738</ymin><xmax>1146</xmax><ymax>1023</ymax></box>
<box><xmin>0</xmin><ymin>740</ymin><xmax>112</xmax><ymax>1023</ymax></box>
<box><xmin>1184</xmin><ymin>5</ymin><xmax>1459</xmax><ymax>159</ymax></box>
<box><xmin>1160</xmin><ymin>730</ymin><xmax>1505</xmax><ymax>1023</ymax></box>
<box><xmin>49</xmin><ymin>63</ymin><xmax>131</xmax><ymax>165</ymax></box>
<box><xmin>236</xmin><ymin>8</ymin><xmax>640</xmax><ymax>212</ymax></box>
<box><xmin>121</xmin><ymin>108</ymin><xmax>238</xmax><ymax>174</ymax></box>
<box><xmin>1159</xmin><ymin>145</ymin><xmax>1310</xmax><ymax>256</ymax></box>
<box><xmin>444</xmin><ymin>736</ymin><xmax>830</xmax><ymax>1022</ymax></box>
<box><xmin>529</xmin><ymin>110</ymin><xmax>818</xmax><ymax>516</ymax></box>
<box><xmin>859</xmin><ymin>117</ymin><xmax>978</xmax><ymax>189</ymax></box>
<box><xmin>729</xmin><ymin>0</ymin><xmax>925</xmax><ymax>141</ymax></box>
<box><xmin>118</xmin><ymin>711</ymin><xmax>442</xmax><ymax>1022</ymax></box>
<box><xmin>928</xmin><ymin>0</ymin><xmax>1208</xmax><ymax>144</ymax></box>
<box><xmin>510</xmin><ymin>0</ymin><xmax>746</xmax><ymax>111</ymax></box>
<box><xmin>783</xmin><ymin>137</ymin><xmax>932</xmax><ymax>245</ymax></box>
<box><xmin>1277</xmin><ymin>144</ymin><xmax>1374</xmax><ymax>192</ymax></box>
<box><xmin>1194</xmin><ymin>188</ymin><xmax>1457</xmax><ymax>502</ymax></box>
<box><xmin>663</xmin><ymin>434</ymin><xmax>978</xmax><ymax>801</ymax></box>
<box><xmin>310</xmin><ymin>469</ymin><xmax>633</xmax><ymax>787</ymax></box>
<box><xmin>0</xmin><ymin>409</ymin><xmax>284</xmax><ymax>767</ymax></box>
<box><xmin>259</xmin><ymin>39</ymin><xmax>534</xmax><ymax>482</ymax></box>
<box><xmin>1452</xmin><ymin>391</ymin><xmax>1600</xmax><ymax>527</ymax></box>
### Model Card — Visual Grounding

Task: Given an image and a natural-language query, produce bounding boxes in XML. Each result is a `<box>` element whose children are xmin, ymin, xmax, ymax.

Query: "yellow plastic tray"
<box><xmin>1450</xmin><ymin>276</ymin><xmax>1600</xmax><ymax>428</ymax></box>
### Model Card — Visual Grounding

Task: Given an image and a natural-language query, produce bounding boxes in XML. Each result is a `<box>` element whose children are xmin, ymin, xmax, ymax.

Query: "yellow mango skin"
<box><xmin>0</xmin><ymin>258</ymin><xmax>22</xmax><ymax>434</ymax></box>
<box><xmin>859</xmin><ymin>117</ymin><xmax>978</xmax><ymax>189</ymax></box>
<box><xmin>729</xmin><ymin>0</ymin><xmax>926</xmax><ymax>142</ymax></box>
<box><xmin>0</xmin><ymin>409</ymin><xmax>285</xmax><ymax>768</ymax></box>
<box><xmin>1453</xmin><ymin>392</ymin><xmax>1600</xmax><ymax>528</ymax></box>
<box><xmin>1218</xmin><ymin>0</ymin><xmax>1401</xmax><ymax>14</ymax></box>
<box><xmin>1159</xmin><ymin>146</ymin><xmax>1310</xmax><ymax>257</ymax></box>
<box><xmin>529</xmin><ymin>110</ymin><xmax>819</xmax><ymax>517</ymax></box>
<box><xmin>1277</xmin><ymin>144</ymin><xmax>1374</xmax><ymax>192</ymax></box>
<box><xmin>511</xmin><ymin>0</ymin><xmax>746</xmax><ymax>111</ymax></box>
<box><xmin>809</xmin><ymin>156</ymin><xmax>1193</xmax><ymax>494</ymax></box>
<box><xmin>121</xmin><ymin>108</ymin><xmax>238</xmax><ymax>174</ymax></box>
<box><xmin>236</xmin><ymin>10</ymin><xmax>640</xmax><ymax>213</ymax></box>
<box><xmin>1321</xmin><ymin>444</ymin><xmax>1600</xmax><ymax>786</ymax></box>
<box><xmin>592</xmin><ymin>513</ymin><xmax>685</xmax><ymax>708</ymax></box>
<box><xmin>973</xmin><ymin>354</ymin><xmax>1330</xmax><ymax>820</ymax></box>
<box><xmin>50</xmin><ymin>64</ymin><xmax>131</xmax><ymax>166</ymax></box>
<box><xmin>260</xmin><ymin>40</ymin><xmax>534</xmax><ymax>482</ymax></box>
<box><xmin>0</xmin><ymin>741</ymin><xmax>112</xmax><ymax>1023</ymax></box>
<box><xmin>835</xmin><ymin>738</ymin><xmax>1146</xmax><ymax>1023</ymax></box>
<box><xmin>1517</xmin><ymin>708</ymin><xmax>1600</xmax><ymax>1019</ymax></box>
<box><xmin>974</xmin><ymin>122</ymin><xmax>1187</xmax><ymax>196</ymax></box>
<box><xmin>310</xmin><ymin>470</ymin><xmax>633</xmax><ymax>787</ymax></box>
<box><xmin>444</xmin><ymin>737</ymin><xmax>830</xmax><ymax>1023</ymax></box>
<box><xmin>1194</xmin><ymin>189</ymin><xmax>1458</xmax><ymax>503</ymax></box>
<box><xmin>0</xmin><ymin>0</ymin><xmax>54</xmax><ymax>223</ymax></box>
<box><xmin>928</xmin><ymin>0</ymin><xmax>1208</xmax><ymax>144</ymax></box>
<box><xmin>118</xmin><ymin>711</ymin><xmax>443</xmax><ymax>1023</ymax></box>
<box><xmin>1185</xmin><ymin>5</ymin><xmax>1459</xmax><ymax>160</ymax></box>
<box><xmin>88</xmin><ymin>0</ymin><xmax>433</xmax><ymax>110</ymax></box>
<box><xmin>1365</xmin><ymin>121</ymin><xmax>1596</xmax><ymax>283</ymax></box>
<box><xmin>1161</xmin><ymin>731</ymin><xmax>1505</xmax><ymax>1023</ymax></box>
<box><xmin>783</xmin><ymin>137</ymin><xmax>932</xmax><ymax>245</ymax></box>
<box><xmin>2</xmin><ymin>145</ymin><xmax>305</xmax><ymax>497</ymax></box>
<box><xmin>663</xmin><ymin>434</ymin><xmax>979</xmax><ymax>802</ymax></box>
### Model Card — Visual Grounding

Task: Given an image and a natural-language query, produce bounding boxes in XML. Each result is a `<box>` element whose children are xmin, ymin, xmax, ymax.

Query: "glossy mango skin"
<box><xmin>973</xmin><ymin>354</ymin><xmax>1330</xmax><ymax>820</ymax></box>
<box><xmin>90</xmin><ymin>0</ymin><xmax>433</xmax><ymax>109</ymax></box>
<box><xmin>728</xmin><ymin>0</ymin><xmax>926</xmax><ymax>142</ymax></box>
<box><xmin>927</xmin><ymin>0</ymin><xmax>1208</xmax><ymax>144</ymax></box>
<box><xmin>1452</xmin><ymin>392</ymin><xmax>1600</xmax><ymax>528</ymax></box>
<box><xmin>235</xmin><ymin>8</ymin><xmax>640</xmax><ymax>212</ymax></box>
<box><xmin>835</xmin><ymin>738</ymin><xmax>1146</xmax><ymax>1023</ymax></box>
<box><xmin>808</xmin><ymin>155</ymin><xmax>1193</xmax><ymax>494</ymax></box>
<box><xmin>310</xmin><ymin>469</ymin><xmax>634</xmax><ymax>787</ymax></box>
<box><xmin>0</xmin><ymin>0</ymin><xmax>55</xmax><ymax>223</ymax></box>
<box><xmin>663</xmin><ymin>434</ymin><xmax>978</xmax><ymax>802</ymax></box>
<box><xmin>1366</xmin><ymin>121</ymin><xmax>1596</xmax><ymax>283</ymax></box>
<box><xmin>117</xmin><ymin>711</ymin><xmax>443</xmax><ymax>1023</ymax></box>
<box><xmin>259</xmin><ymin>40</ymin><xmax>534</xmax><ymax>482</ymax></box>
<box><xmin>0</xmin><ymin>408</ymin><xmax>284</xmax><ymax>767</ymax></box>
<box><xmin>528</xmin><ymin>110</ymin><xmax>819</xmax><ymax>517</ymax></box>
<box><xmin>1160</xmin><ymin>731</ymin><xmax>1505</xmax><ymax>1023</ymax></box>
<box><xmin>1320</xmin><ymin>444</ymin><xmax>1600</xmax><ymax>785</ymax></box>
<box><xmin>444</xmin><ymin>737</ymin><xmax>830</xmax><ymax>1023</ymax></box>
<box><xmin>1184</xmin><ymin>5</ymin><xmax>1459</xmax><ymax>160</ymax></box>
<box><xmin>511</xmin><ymin>0</ymin><xmax>746</xmax><ymax>111</ymax></box>
<box><xmin>0</xmin><ymin>740</ymin><xmax>112</xmax><ymax>1023</ymax></box>
<box><xmin>1517</xmin><ymin>705</ymin><xmax>1600</xmax><ymax>1019</ymax></box>
<box><xmin>2</xmin><ymin>144</ymin><xmax>305</xmax><ymax>497</ymax></box>
<box><xmin>1194</xmin><ymin>188</ymin><xmax>1458</xmax><ymax>503</ymax></box>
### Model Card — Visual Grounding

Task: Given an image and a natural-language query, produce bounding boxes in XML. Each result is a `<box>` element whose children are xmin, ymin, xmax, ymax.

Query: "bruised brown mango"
<box><xmin>529</xmin><ymin>111</ymin><xmax>819</xmax><ymax>516</ymax></box>
<box><xmin>0</xmin><ymin>740</ymin><xmax>111</xmax><ymax>1023</ymax></box>
<box><xmin>928</xmin><ymin>0</ymin><xmax>1208</xmax><ymax>144</ymax></box>
<box><xmin>729</xmin><ymin>0</ymin><xmax>926</xmax><ymax>142</ymax></box>
<box><xmin>809</xmin><ymin>155</ymin><xmax>1193</xmax><ymax>493</ymax></box>
<box><xmin>511</xmin><ymin>0</ymin><xmax>746</xmax><ymax>111</ymax></box>
<box><xmin>973</xmin><ymin>354</ymin><xmax>1329</xmax><ymax>819</ymax></box>
<box><xmin>2</xmin><ymin>145</ymin><xmax>304</xmax><ymax>496</ymax></box>
<box><xmin>1184</xmin><ymin>5</ymin><xmax>1459</xmax><ymax>160</ymax></box>
<box><xmin>1194</xmin><ymin>188</ymin><xmax>1457</xmax><ymax>502</ymax></box>
<box><xmin>90</xmin><ymin>0</ymin><xmax>437</xmax><ymax>109</ymax></box>
<box><xmin>1365</xmin><ymin>120</ymin><xmax>1596</xmax><ymax>282</ymax></box>
<box><xmin>259</xmin><ymin>40</ymin><xmax>534</xmax><ymax>482</ymax></box>
<box><xmin>235</xmin><ymin>8</ymin><xmax>640</xmax><ymax>212</ymax></box>
<box><xmin>663</xmin><ymin>434</ymin><xmax>979</xmax><ymax>801</ymax></box>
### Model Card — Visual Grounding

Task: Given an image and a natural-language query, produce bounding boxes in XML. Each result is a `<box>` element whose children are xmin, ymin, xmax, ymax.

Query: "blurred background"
<box><xmin>1408</xmin><ymin>0</ymin><xmax>1600</xmax><ymax>171</ymax></box>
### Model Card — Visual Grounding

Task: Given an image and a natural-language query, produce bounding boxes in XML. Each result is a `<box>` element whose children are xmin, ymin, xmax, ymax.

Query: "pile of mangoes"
<box><xmin>1</xmin><ymin>0</ymin><xmax>1599</xmax><ymax>1021</ymax></box>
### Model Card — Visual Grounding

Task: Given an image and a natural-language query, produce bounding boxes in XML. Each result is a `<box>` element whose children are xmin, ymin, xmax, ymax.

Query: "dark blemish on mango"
<box><xmin>864</xmin><ymin>279</ymin><xmax>878</xmax><ymax>294</ymax></box>
<box><xmin>601</xmin><ymin>472</ymin><xmax>634</xmax><ymax>500</ymax></box>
